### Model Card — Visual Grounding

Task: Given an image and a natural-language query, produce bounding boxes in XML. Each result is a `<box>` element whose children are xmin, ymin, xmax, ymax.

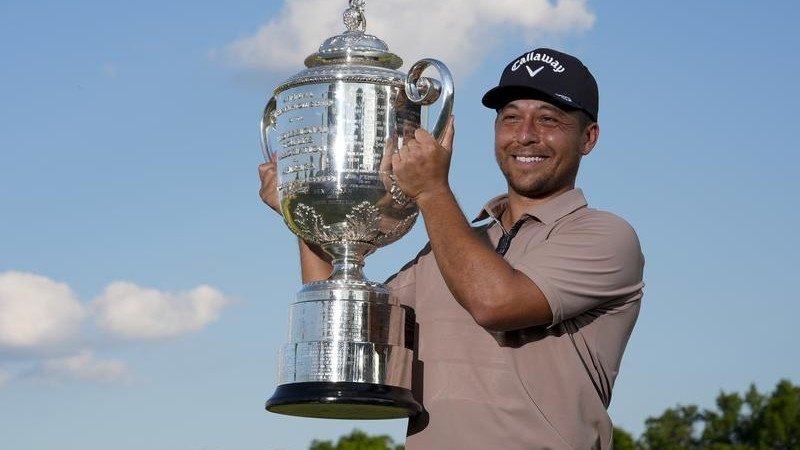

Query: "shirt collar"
<box><xmin>472</xmin><ymin>188</ymin><xmax>588</xmax><ymax>225</ymax></box>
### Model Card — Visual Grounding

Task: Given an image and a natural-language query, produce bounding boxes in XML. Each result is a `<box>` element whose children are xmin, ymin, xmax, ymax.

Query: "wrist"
<box><xmin>415</xmin><ymin>185</ymin><xmax>454</xmax><ymax>210</ymax></box>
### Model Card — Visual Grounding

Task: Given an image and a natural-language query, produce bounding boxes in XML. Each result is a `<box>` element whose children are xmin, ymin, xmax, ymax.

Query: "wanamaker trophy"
<box><xmin>260</xmin><ymin>0</ymin><xmax>454</xmax><ymax>419</ymax></box>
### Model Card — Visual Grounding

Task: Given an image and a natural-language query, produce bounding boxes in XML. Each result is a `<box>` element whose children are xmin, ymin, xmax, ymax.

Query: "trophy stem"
<box><xmin>323</xmin><ymin>241</ymin><xmax>376</xmax><ymax>281</ymax></box>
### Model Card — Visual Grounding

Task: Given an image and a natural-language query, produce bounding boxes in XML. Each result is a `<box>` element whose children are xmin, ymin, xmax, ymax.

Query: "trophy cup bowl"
<box><xmin>261</xmin><ymin>1</ymin><xmax>453</xmax><ymax>420</ymax></box>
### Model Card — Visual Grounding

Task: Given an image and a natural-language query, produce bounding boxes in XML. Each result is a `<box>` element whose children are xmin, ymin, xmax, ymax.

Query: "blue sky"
<box><xmin>1</xmin><ymin>1</ymin><xmax>799</xmax><ymax>449</ymax></box>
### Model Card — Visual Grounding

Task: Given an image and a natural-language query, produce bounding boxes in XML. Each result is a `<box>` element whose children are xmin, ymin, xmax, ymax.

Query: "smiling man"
<box><xmin>259</xmin><ymin>47</ymin><xmax>645</xmax><ymax>449</ymax></box>
<box><xmin>390</xmin><ymin>47</ymin><xmax>644</xmax><ymax>449</ymax></box>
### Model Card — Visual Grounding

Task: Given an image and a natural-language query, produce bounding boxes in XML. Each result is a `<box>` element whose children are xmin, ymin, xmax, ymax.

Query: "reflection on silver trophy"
<box><xmin>260</xmin><ymin>0</ymin><xmax>453</xmax><ymax>419</ymax></box>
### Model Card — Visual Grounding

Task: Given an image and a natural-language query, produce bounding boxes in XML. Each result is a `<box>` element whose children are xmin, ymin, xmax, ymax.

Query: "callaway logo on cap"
<box><xmin>481</xmin><ymin>48</ymin><xmax>599</xmax><ymax>121</ymax></box>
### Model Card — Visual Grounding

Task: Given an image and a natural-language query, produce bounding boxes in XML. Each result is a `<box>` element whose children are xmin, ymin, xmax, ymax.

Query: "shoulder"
<box><xmin>385</xmin><ymin>241</ymin><xmax>433</xmax><ymax>288</ymax></box>
<box><xmin>548</xmin><ymin>208</ymin><xmax>643</xmax><ymax>266</ymax></box>
<box><xmin>556</xmin><ymin>208</ymin><xmax>639</xmax><ymax>242</ymax></box>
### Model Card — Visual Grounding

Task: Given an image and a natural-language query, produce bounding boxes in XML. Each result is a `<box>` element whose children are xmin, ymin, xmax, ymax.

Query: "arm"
<box><xmin>259</xmin><ymin>162</ymin><xmax>332</xmax><ymax>283</ymax></box>
<box><xmin>391</xmin><ymin>118</ymin><xmax>552</xmax><ymax>331</ymax></box>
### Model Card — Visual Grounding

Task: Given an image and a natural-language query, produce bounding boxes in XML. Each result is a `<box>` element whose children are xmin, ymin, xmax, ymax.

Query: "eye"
<box><xmin>500</xmin><ymin>112</ymin><xmax>520</xmax><ymax>123</ymax></box>
<box><xmin>538</xmin><ymin>115</ymin><xmax>560</xmax><ymax>126</ymax></box>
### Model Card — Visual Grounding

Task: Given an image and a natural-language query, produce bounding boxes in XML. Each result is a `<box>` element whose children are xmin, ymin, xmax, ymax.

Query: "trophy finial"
<box><xmin>343</xmin><ymin>0</ymin><xmax>366</xmax><ymax>32</ymax></box>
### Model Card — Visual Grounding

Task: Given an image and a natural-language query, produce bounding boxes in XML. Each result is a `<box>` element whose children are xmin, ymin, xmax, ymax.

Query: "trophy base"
<box><xmin>266</xmin><ymin>381</ymin><xmax>421</xmax><ymax>419</ymax></box>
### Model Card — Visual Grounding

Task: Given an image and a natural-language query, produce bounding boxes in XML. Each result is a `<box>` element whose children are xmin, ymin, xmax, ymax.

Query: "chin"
<box><xmin>509</xmin><ymin>178</ymin><xmax>571</xmax><ymax>198</ymax></box>
<box><xmin>509</xmin><ymin>183</ymin><xmax>547</xmax><ymax>198</ymax></box>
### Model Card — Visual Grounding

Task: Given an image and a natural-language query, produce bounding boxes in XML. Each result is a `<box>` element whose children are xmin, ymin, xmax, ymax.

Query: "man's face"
<box><xmin>494</xmin><ymin>99</ymin><xmax>598</xmax><ymax>201</ymax></box>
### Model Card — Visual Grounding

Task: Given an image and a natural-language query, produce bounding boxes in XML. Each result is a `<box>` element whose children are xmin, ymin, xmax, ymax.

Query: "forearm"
<box><xmin>260</xmin><ymin>162</ymin><xmax>332</xmax><ymax>284</ymax></box>
<box><xmin>416</xmin><ymin>189</ymin><xmax>552</xmax><ymax>331</ymax></box>
<box><xmin>299</xmin><ymin>239</ymin><xmax>332</xmax><ymax>283</ymax></box>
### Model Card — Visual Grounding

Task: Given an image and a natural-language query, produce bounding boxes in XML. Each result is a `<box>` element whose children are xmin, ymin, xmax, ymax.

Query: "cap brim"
<box><xmin>481</xmin><ymin>85</ymin><xmax>581</xmax><ymax>113</ymax></box>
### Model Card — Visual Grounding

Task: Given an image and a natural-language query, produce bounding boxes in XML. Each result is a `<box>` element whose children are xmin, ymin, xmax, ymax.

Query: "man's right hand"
<box><xmin>258</xmin><ymin>159</ymin><xmax>282</xmax><ymax>215</ymax></box>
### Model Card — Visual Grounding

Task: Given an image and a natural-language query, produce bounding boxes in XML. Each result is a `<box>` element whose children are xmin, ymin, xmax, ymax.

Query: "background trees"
<box><xmin>617</xmin><ymin>379</ymin><xmax>800</xmax><ymax>449</ymax></box>
<box><xmin>308</xmin><ymin>429</ymin><xmax>404</xmax><ymax>450</ymax></box>
<box><xmin>307</xmin><ymin>379</ymin><xmax>799</xmax><ymax>449</ymax></box>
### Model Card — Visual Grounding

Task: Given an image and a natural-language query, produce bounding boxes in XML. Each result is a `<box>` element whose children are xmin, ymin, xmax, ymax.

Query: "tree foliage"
<box><xmin>614</xmin><ymin>426</ymin><xmax>637</xmax><ymax>450</ymax></box>
<box><xmin>309</xmin><ymin>380</ymin><xmax>799</xmax><ymax>450</ymax></box>
<box><xmin>633</xmin><ymin>379</ymin><xmax>800</xmax><ymax>450</ymax></box>
<box><xmin>309</xmin><ymin>429</ymin><xmax>404</xmax><ymax>450</ymax></box>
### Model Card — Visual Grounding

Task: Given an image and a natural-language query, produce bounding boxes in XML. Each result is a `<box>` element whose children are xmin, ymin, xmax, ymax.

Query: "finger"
<box><xmin>385</xmin><ymin>134</ymin><xmax>398</xmax><ymax>153</ymax></box>
<box><xmin>440</xmin><ymin>115</ymin><xmax>455</xmax><ymax>152</ymax></box>
<box><xmin>413</xmin><ymin>127</ymin><xmax>434</xmax><ymax>146</ymax></box>
<box><xmin>380</xmin><ymin>149</ymin><xmax>392</xmax><ymax>172</ymax></box>
<box><xmin>259</xmin><ymin>169</ymin><xmax>276</xmax><ymax>190</ymax></box>
<box><xmin>259</xmin><ymin>184</ymin><xmax>272</xmax><ymax>204</ymax></box>
<box><xmin>399</xmin><ymin>137</ymin><xmax>419</xmax><ymax>158</ymax></box>
<box><xmin>391</xmin><ymin>152</ymin><xmax>402</xmax><ymax>170</ymax></box>
<box><xmin>260</xmin><ymin>181</ymin><xmax>278</xmax><ymax>207</ymax></box>
<box><xmin>405</xmin><ymin>137</ymin><xmax>421</xmax><ymax>154</ymax></box>
<box><xmin>258</xmin><ymin>162</ymin><xmax>276</xmax><ymax>180</ymax></box>
<box><xmin>258</xmin><ymin>162</ymin><xmax>269</xmax><ymax>176</ymax></box>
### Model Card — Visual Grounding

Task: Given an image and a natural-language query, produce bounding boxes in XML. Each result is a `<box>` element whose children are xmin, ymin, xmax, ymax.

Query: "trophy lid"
<box><xmin>303</xmin><ymin>1</ymin><xmax>403</xmax><ymax>70</ymax></box>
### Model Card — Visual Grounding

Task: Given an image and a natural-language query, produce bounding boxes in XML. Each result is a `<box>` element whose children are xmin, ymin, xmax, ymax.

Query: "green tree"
<box><xmin>637</xmin><ymin>379</ymin><xmax>800</xmax><ymax>450</ymax></box>
<box><xmin>752</xmin><ymin>379</ymin><xmax>800</xmax><ymax>450</ymax></box>
<box><xmin>639</xmin><ymin>404</ymin><xmax>702</xmax><ymax>449</ymax></box>
<box><xmin>309</xmin><ymin>380</ymin><xmax>799</xmax><ymax>450</ymax></box>
<box><xmin>309</xmin><ymin>429</ymin><xmax>404</xmax><ymax>450</ymax></box>
<box><xmin>700</xmin><ymin>390</ymin><xmax>753</xmax><ymax>449</ymax></box>
<box><xmin>614</xmin><ymin>426</ymin><xmax>637</xmax><ymax>450</ymax></box>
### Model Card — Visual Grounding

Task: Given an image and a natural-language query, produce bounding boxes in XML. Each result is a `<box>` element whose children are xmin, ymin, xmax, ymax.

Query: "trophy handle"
<box><xmin>404</xmin><ymin>58</ymin><xmax>454</xmax><ymax>142</ymax></box>
<box><xmin>260</xmin><ymin>96</ymin><xmax>277</xmax><ymax>163</ymax></box>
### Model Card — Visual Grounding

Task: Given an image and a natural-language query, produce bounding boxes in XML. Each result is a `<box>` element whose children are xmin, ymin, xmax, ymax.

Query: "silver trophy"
<box><xmin>260</xmin><ymin>0</ymin><xmax>453</xmax><ymax>419</ymax></box>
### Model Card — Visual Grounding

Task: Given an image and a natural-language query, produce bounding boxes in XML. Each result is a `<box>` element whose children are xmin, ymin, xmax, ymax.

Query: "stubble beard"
<box><xmin>505</xmin><ymin>172</ymin><xmax>551</xmax><ymax>198</ymax></box>
<box><xmin>497</xmin><ymin>156</ymin><xmax>580</xmax><ymax>200</ymax></box>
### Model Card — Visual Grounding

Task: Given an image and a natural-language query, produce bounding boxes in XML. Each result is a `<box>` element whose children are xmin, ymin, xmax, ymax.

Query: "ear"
<box><xmin>580</xmin><ymin>122</ymin><xmax>600</xmax><ymax>156</ymax></box>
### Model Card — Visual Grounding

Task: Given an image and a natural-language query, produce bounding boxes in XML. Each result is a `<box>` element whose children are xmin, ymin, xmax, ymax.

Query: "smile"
<box><xmin>514</xmin><ymin>156</ymin><xmax>545</xmax><ymax>163</ymax></box>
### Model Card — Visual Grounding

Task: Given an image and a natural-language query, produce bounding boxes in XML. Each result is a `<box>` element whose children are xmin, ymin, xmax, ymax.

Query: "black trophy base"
<box><xmin>266</xmin><ymin>381</ymin><xmax>422</xmax><ymax>420</ymax></box>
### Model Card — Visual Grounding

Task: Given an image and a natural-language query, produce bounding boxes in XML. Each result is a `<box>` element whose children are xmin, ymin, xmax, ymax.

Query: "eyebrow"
<box><xmin>534</xmin><ymin>103</ymin><xmax>568</xmax><ymax>115</ymax></box>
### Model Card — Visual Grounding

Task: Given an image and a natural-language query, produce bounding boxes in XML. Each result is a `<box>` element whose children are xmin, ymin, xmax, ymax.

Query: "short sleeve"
<box><xmin>514</xmin><ymin>211</ymin><xmax>644</xmax><ymax>326</ymax></box>
<box><xmin>385</xmin><ymin>242</ymin><xmax>432</xmax><ymax>309</ymax></box>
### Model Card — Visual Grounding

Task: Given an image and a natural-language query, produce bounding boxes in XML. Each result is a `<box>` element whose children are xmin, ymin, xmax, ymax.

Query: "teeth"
<box><xmin>516</xmin><ymin>156</ymin><xmax>544</xmax><ymax>163</ymax></box>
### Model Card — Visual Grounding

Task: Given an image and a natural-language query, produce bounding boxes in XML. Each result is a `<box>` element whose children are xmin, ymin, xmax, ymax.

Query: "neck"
<box><xmin>504</xmin><ymin>187</ymin><xmax>573</xmax><ymax>227</ymax></box>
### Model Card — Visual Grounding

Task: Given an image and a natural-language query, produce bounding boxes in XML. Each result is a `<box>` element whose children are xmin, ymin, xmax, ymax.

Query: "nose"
<box><xmin>515</xmin><ymin>118</ymin><xmax>539</xmax><ymax>145</ymax></box>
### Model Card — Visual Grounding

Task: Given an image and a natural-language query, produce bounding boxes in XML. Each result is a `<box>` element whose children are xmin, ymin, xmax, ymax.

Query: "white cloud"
<box><xmin>223</xmin><ymin>0</ymin><xmax>594</xmax><ymax>75</ymax></box>
<box><xmin>0</xmin><ymin>271</ymin><xmax>86</xmax><ymax>350</ymax></box>
<box><xmin>92</xmin><ymin>282</ymin><xmax>228</xmax><ymax>339</ymax></box>
<box><xmin>0</xmin><ymin>272</ymin><xmax>231</xmax><ymax>387</ymax></box>
<box><xmin>41</xmin><ymin>350</ymin><xmax>131</xmax><ymax>384</ymax></box>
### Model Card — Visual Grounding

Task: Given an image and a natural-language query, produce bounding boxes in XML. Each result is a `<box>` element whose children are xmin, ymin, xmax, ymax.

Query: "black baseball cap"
<box><xmin>481</xmin><ymin>48</ymin><xmax>599</xmax><ymax>121</ymax></box>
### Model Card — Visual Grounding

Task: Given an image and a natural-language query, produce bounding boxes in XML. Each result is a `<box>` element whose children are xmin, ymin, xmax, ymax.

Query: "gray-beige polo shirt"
<box><xmin>388</xmin><ymin>188</ymin><xmax>645</xmax><ymax>450</ymax></box>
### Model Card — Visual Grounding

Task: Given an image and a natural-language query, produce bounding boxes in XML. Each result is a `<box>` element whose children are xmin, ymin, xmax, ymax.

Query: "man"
<box><xmin>260</xmin><ymin>48</ymin><xmax>644</xmax><ymax>449</ymax></box>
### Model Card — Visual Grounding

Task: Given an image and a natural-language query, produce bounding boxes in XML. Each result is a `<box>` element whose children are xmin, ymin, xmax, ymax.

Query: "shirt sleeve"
<box><xmin>514</xmin><ymin>211</ymin><xmax>645</xmax><ymax>326</ymax></box>
<box><xmin>385</xmin><ymin>242</ymin><xmax>431</xmax><ymax>309</ymax></box>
